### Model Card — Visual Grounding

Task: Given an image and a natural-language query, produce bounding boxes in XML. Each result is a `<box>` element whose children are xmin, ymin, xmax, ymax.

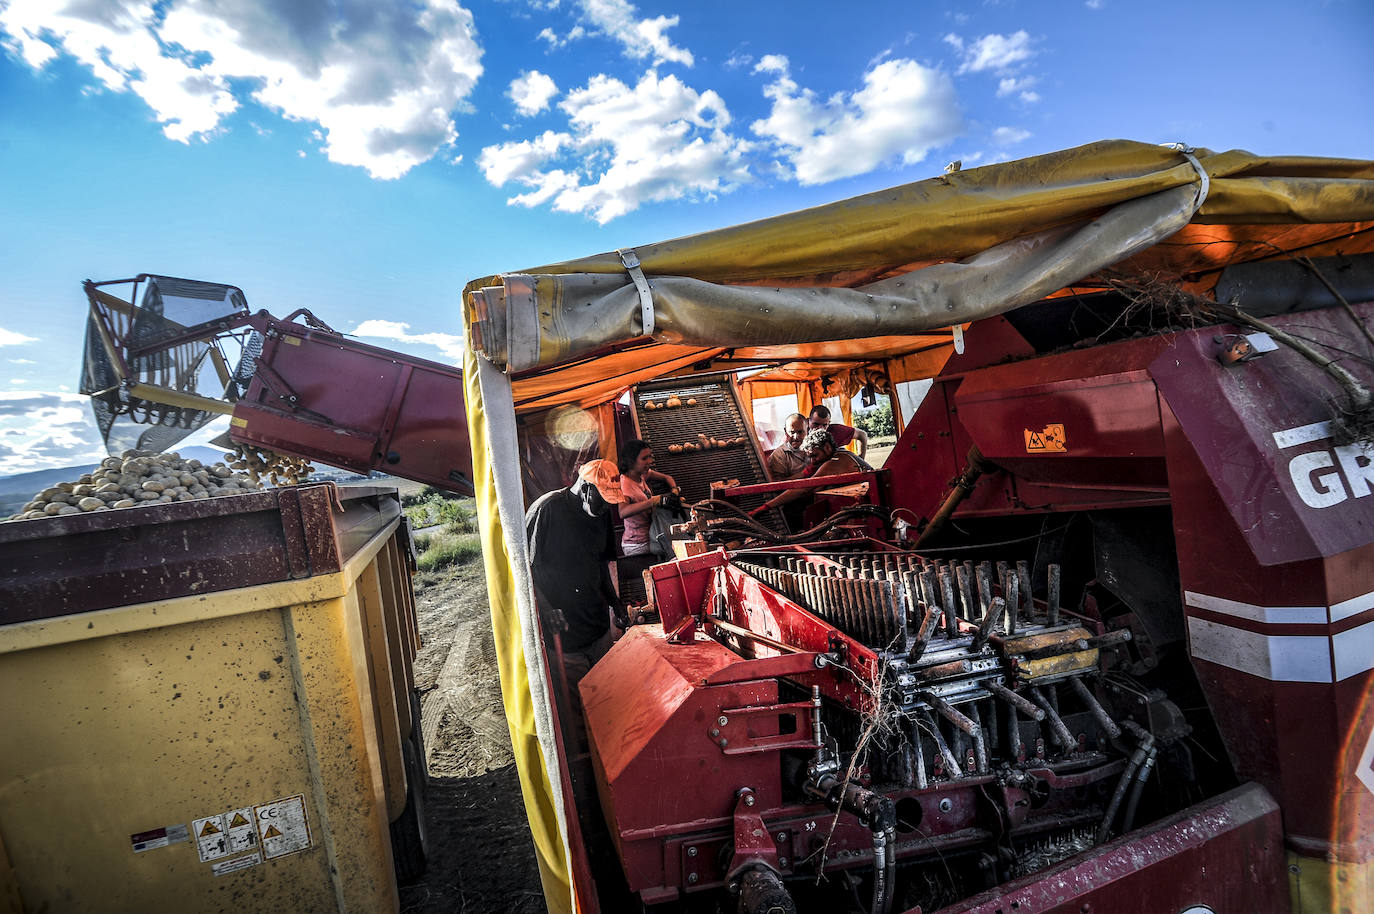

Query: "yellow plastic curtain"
<box><xmin>463</xmin><ymin>348</ymin><xmax>576</xmax><ymax>914</ymax></box>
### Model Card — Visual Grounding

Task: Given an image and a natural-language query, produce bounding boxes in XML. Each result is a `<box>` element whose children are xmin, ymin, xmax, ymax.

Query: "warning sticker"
<box><xmin>193</xmin><ymin>814</ymin><xmax>230</xmax><ymax>862</ymax></box>
<box><xmin>254</xmin><ymin>794</ymin><xmax>312</xmax><ymax>859</ymax></box>
<box><xmin>1024</xmin><ymin>424</ymin><xmax>1067</xmax><ymax>454</ymax></box>
<box><xmin>130</xmin><ymin>824</ymin><xmax>189</xmax><ymax>853</ymax></box>
<box><xmin>212</xmin><ymin>851</ymin><xmax>262</xmax><ymax>877</ymax></box>
<box><xmin>224</xmin><ymin>807</ymin><xmax>258</xmax><ymax>854</ymax></box>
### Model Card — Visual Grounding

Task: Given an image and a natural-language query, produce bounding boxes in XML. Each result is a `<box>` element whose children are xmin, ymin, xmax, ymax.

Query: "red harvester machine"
<box><xmin>580</xmin><ymin>292</ymin><xmax>1374</xmax><ymax>913</ymax></box>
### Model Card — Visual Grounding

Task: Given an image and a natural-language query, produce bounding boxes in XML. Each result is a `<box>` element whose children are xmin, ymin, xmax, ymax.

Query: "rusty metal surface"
<box><xmin>0</xmin><ymin>484</ymin><xmax>399</xmax><ymax>625</ymax></box>
<box><xmin>233</xmin><ymin>317</ymin><xmax>474</xmax><ymax>495</ymax></box>
<box><xmin>930</xmin><ymin>783</ymin><xmax>1287</xmax><ymax>914</ymax></box>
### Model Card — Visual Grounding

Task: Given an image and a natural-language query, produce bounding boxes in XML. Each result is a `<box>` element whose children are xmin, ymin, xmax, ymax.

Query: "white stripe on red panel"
<box><xmin>1184</xmin><ymin>589</ymin><xmax>1374</xmax><ymax>682</ymax></box>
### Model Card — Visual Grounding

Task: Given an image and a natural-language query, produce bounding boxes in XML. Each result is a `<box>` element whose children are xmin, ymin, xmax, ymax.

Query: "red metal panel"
<box><xmin>885</xmin><ymin>324</ymin><xmax>1174</xmax><ymax>524</ymax></box>
<box><xmin>931</xmin><ymin>783</ymin><xmax>1286</xmax><ymax>914</ymax></box>
<box><xmin>1162</xmin><ymin>395</ymin><xmax>1374</xmax><ymax>859</ymax></box>
<box><xmin>232</xmin><ymin>319</ymin><xmax>474</xmax><ymax>494</ymax></box>
<box><xmin>581</xmin><ymin>627</ymin><xmax>787</xmax><ymax>896</ymax></box>
<box><xmin>0</xmin><ymin>485</ymin><xmax>396</xmax><ymax>624</ymax></box>
<box><xmin>1150</xmin><ymin>302</ymin><xmax>1374</xmax><ymax>566</ymax></box>
<box><xmin>646</xmin><ymin>548</ymin><xmax>730</xmax><ymax>631</ymax></box>
<box><xmin>954</xmin><ymin>338</ymin><xmax>1172</xmax><ymax>489</ymax></box>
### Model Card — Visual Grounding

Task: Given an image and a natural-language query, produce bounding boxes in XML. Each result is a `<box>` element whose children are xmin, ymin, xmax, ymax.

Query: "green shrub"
<box><xmin>854</xmin><ymin>402</ymin><xmax>895</xmax><ymax>437</ymax></box>
<box><xmin>436</xmin><ymin>499</ymin><xmax>476</xmax><ymax>532</ymax></box>
<box><xmin>404</xmin><ymin>493</ymin><xmax>477</xmax><ymax>531</ymax></box>
<box><xmin>416</xmin><ymin>530</ymin><xmax>483</xmax><ymax>571</ymax></box>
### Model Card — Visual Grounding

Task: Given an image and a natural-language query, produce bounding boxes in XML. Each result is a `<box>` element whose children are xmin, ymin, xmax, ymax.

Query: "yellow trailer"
<box><xmin>0</xmin><ymin>484</ymin><xmax>425</xmax><ymax>913</ymax></box>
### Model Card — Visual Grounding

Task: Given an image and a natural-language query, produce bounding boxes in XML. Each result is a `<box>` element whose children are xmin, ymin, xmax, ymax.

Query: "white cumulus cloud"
<box><xmin>0</xmin><ymin>0</ymin><xmax>484</xmax><ymax>179</ymax></box>
<box><xmin>509</xmin><ymin>70</ymin><xmax>559</xmax><ymax>116</ymax></box>
<box><xmin>480</xmin><ymin>70</ymin><xmax>751</xmax><ymax>223</ymax></box>
<box><xmin>479</xmin><ymin>130</ymin><xmax>571</xmax><ymax>186</ymax></box>
<box><xmin>997</xmin><ymin>75</ymin><xmax>1039</xmax><ymax>102</ymax></box>
<box><xmin>950</xmin><ymin>30</ymin><xmax>1035</xmax><ymax>74</ymax></box>
<box><xmin>575</xmin><ymin>0</ymin><xmax>692</xmax><ymax>67</ymax></box>
<box><xmin>537</xmin><ymin>24</ymin><xmax>586</xmax><ymax>49</ymax></box>
<box><xmin>0</xmin><ymin>391</ymin><xmax>107</xmax><ymax>475</ymax></box>
<box><xmin>992</xmin><ymin>126</ymin><xmax>1031</xmax><ymax>146</ymax></box>
<box><xmin>750</xmin><ymin>55</ymin><xmax>963</xmax><ymax>185</ymax></box>
<box><xmin>351</xmin><ymin>320</ymin><xmax>465</xmax><ymax>362</ymax></box>
<box><xmin>0</xmin><ymin>328</ymin><xmax>38</xmax><ymax>346</ymax></box>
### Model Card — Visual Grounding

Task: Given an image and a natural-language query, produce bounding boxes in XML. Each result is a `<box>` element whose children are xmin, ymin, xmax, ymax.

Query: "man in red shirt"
<box><xmin>808</xmin><ymin>404</ymin><xmax>869</xmax><ymax>459</ymax></box>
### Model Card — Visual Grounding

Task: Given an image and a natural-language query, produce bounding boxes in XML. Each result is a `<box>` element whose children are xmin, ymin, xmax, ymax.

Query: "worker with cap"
<box><xmin>525</xmin><ymin>458</ymin><xmax>628</xmax><ymax>732</ymax></box>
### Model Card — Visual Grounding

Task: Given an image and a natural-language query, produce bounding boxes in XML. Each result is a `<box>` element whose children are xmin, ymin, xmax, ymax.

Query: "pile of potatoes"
<box><xmin>5</xmin><ymin>449</ymin><xmax>265</xmax><ymax>521</ymax></box>
<box><xmin>224</xmin><ymin>443</ymin><xmax>314</xmax><ymax>486</ymax></box>
<box><xmin>642</xmin><ymin>395</ymin><xmax>698</xmax><ymax>411</ymax></box>
<box><xmin>667</xmin><ymin>433</ymin><xmax>748</xmax><ymax>454</ymax></box>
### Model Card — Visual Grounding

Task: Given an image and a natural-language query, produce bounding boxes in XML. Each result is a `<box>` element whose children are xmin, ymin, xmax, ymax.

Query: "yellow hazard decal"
<box><xmin>229</xmin><ymin>812</ymin><xmax>250</xmax><ymax>828</ymax></box>
<box><xmin>199</xmin><ymin>820</ymin><xmax>222</xmax><ymax>837</ymax></box>
<box><xmin>230</xmin><ymin>416</ymin><xmax>248</xmax><ymax>428</ymax></box>
<box><xmin>262</xmin><ymin>825</ymin><xmax>283</xmax><ymax>839</ymax></box>
<box><xmin>1024</xmin><ymin>424</ymin><xmax>1067</xmax><ymax>453</ymax></box>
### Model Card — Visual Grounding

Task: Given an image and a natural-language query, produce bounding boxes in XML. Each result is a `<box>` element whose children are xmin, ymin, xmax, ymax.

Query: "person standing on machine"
<box><xmin>525</xmin><ymin>459</ymin><xmax>628</xmax><ymax>722</ymax></box>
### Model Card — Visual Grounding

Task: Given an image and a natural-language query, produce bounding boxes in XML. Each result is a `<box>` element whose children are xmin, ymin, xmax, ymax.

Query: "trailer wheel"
<box><xmin>390</xmin><ymin>695</ymin><xmax>429</xmax><ymax>883</ymax></box>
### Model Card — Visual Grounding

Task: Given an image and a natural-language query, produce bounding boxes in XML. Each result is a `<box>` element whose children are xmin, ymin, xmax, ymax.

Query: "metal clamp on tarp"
<box><xmin>1163</xmin><ymin>143</ymin><xmax>1211</xmax><ymax>210</ymax></box>
<box><xmin>618</xmin><ymin>248</ymin><xmax>655</xmax><ymax>338</ymax></box>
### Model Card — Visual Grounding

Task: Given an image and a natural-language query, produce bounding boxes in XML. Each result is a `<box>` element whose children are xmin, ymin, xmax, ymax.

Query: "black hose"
<box><xmin>881</xmin><ymin>825</ymin><xmax>897</xmax><ymax>914</ymax></box>
<box><xmin>1097</xmin><ymin>726</ymin><xmax>1155</xmax><ymax>843</ymax></box>
<box><xmin>691</xmin><ymin>498</ymin><xmax>891</xmax><ymax>546</ymax></box>
<box><xmin>806</xmin><ymin>773</ymin><xmax>898</xmax><ymax>914</ymax></box>
<box><xmin>1121</xmin><ymin>747</ymin><xmax>1157</xmax><ymax>832</ymax></box>
<box><xmin>870</xmin><ymin>827</ymin><xmax>890</xmax><ymax>914</ymax></box>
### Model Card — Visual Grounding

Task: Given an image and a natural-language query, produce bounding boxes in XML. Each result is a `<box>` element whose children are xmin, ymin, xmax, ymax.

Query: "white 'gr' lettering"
<box><xmin>1336</xmin><ymin>442</ymin><xmax>1374</xmax><ymax>497</ymax></box>
<box><xmin>1289</xmin><ymin>450</ymin><xmax>1347</xmax><ymax>508</ymax></box>
<box><xmin>1272</xmin><ymin>421</ymin><xmax>1374</xmax><ymax>510</ymax></box>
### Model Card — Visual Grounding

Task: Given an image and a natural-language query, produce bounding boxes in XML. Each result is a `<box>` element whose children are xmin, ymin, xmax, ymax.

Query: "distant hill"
<box><xmin>0</xmin><ymin>446</ymin><xmax>365</xmax><ymax>515</ymax></box>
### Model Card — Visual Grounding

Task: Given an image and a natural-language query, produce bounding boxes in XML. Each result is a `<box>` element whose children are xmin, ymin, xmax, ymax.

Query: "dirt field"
<box><xmin>400</xmin><ymin>560</ymin><xmax>546</xmax><ymax>913</ymax></box>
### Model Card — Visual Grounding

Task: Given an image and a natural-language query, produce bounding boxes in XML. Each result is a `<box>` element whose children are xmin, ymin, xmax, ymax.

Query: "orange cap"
<box><xmin>578</xmin><ymin>459</ymin><xmax>625</xmax><ymax>504</ymax></box>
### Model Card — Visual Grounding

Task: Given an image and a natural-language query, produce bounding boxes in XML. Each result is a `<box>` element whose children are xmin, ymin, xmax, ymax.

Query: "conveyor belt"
<box><xmin>631</xmin><ymin>374</ymin><xmax>774</xmax><ymax>517</ymax></box>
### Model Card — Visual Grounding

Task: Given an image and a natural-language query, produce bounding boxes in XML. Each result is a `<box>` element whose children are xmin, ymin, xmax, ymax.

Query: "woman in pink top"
<box><xmin>617</xmin><ymin>438</ymin><xmax>678</xmax><ymax>556</ymax></box>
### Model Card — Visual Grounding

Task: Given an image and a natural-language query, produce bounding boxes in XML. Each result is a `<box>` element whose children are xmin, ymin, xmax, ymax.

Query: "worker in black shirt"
<box><xmin>525</xmin><ymin>458</ymin><xmax>628</xmax><ymax>734</ymax></box>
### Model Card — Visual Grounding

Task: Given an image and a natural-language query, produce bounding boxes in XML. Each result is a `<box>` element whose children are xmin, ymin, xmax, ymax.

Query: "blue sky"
<box><xmin>0</xmin><ymin>0</ymin><xmax>1370</xmax><ymax>473</ymax></box>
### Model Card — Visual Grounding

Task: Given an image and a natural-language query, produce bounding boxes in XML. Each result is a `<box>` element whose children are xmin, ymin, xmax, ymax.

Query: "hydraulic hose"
<box><xmin>1097</xmin><ymin>724</ymin><xmax>1155</xmax><ymax>843</ymax></box>
<box><xmin>806</xmin><ymin>773</ymin><xmax>898</xmax><ymax>914</ymax></box>
<box><xmin>1121</xmin><ymin>745</ymin><xmax>1157</xmax><ymax>833</ymax></box>
<box><xmin>691</xmin><ymin>498</ymin><xmax>891</xmax><ymax>546</ymax></box>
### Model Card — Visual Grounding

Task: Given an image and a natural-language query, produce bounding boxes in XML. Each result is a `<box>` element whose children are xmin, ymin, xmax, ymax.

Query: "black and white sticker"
<box><xmin>254</xmin><ymin>794</ymin><xmax>312</xmax><ymax>859</ymax></box>
<box><xmin>212</xmin><ymin>851</ymin><xmax>263</xmax><ymax>877</ymax></box>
